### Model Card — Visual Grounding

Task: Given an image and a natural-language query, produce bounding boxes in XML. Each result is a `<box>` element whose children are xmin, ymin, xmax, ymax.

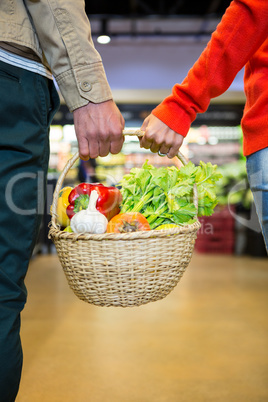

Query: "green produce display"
<box><xmin>215</xmin><ymin>160</ymin><xmax>253</xmax><ymax>208</ymax></box>
<box><xmin>118</xmin><ymin>160</ymin><xmax>222</xmax><ymax>229</ymax></box>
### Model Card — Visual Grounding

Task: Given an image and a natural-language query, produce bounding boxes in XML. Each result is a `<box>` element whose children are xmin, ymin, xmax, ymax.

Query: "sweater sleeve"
<box><xmin>152</xmin><ymin>0</ymin><xmax>268</xmax><ymax>136</ymax></box>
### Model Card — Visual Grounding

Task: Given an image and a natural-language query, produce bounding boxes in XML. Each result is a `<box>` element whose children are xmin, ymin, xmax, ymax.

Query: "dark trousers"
<box><xmin>0</xmin><ymin>61</ymin><xmax>60</xmax><ymax>402</ymax></box>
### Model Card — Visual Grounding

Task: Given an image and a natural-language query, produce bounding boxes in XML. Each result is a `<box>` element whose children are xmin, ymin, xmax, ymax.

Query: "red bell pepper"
<box><xmin>66</xmin><ymin>182</ymin><xmax>122</xmax><ymax>221</ymax></box>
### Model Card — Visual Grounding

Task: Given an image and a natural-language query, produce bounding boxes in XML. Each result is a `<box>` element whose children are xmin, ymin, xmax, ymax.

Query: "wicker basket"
<box><xmin>49</xmin><ymin>129</ymin><xmax>201</xmax><ymax>307</ymax></box>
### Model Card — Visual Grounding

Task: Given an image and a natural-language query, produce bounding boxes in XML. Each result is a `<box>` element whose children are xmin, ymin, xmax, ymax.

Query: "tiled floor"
<box><xmin>17</xmin><ymin>252</ymin><xmax>268</xmax><ymax>402</ymax></box>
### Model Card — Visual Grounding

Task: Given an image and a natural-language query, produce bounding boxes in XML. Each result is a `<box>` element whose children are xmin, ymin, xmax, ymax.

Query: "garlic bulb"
<box><xmin>70</xmin><ymin>190</ymin><xmax>108</xmax><ymax>234</ymax></box>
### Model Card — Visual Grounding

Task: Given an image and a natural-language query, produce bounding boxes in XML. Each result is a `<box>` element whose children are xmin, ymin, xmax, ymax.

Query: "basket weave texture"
<box><xmin>49</xmin><ymin>132</ymin><xmax>201</xmax><ymax>307</ymax></box>
<box><xmin>49</xmin><ymin>222</ymin><xmax>200</xmax><ymax>307</ymax></box>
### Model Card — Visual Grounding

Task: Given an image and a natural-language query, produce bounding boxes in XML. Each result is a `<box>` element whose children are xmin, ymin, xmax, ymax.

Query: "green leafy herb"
<box><xmin>118</xmin><ymin>160</ymin><xmax>222</xmax><ymax>229</ymax></box>
<box><xmin>73</xmin><ymin>194</ymin><xmax>89</xmax><ymax>213</ymax></box>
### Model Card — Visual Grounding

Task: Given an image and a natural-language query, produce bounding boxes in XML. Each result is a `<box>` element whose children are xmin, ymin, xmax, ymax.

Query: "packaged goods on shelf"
<box><xmin>188</xmin><ymin>142</ymin><xmax>241</xmax><ymax>164</ymax></box>
<box><xmin>97</xmin><ymin>153</ymin><xmax>126</xmax><ymax>166</ymax></box>
<box><xmin>96</xmin><ymin>153</ymin><xmax>126</xmax><ymax>185</ymax></box>
<box><xmin>186</xmin><ymin>125</ymin><xmax>242</xmax><ymax>165</ymax></box>
<box><xmin>49</xmin><ymin>124</ymin><xmax>79</xmax><ymax>185</ymax></box>
<box><xmin>95</xmin><ymin>165</ymin><xmax>125</xmax><ymax>186</ymax></box>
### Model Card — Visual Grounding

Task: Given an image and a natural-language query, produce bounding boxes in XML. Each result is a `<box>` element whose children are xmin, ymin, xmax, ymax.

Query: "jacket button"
<box><xmin>80</xmin><ymin>81</ymin><xmax>92</xmax><ymax>92</ymax></box>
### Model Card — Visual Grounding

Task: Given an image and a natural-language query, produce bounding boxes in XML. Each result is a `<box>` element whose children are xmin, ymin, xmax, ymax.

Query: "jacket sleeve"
<box><xmin>152</xmin><ymin>0</ymin><xmax>268</xmax><ymax>136</ymax></box>
<box><xmin>24</xmin><ymin>0</ymin><xmax>113</xmax><ymax>111</ymax></box>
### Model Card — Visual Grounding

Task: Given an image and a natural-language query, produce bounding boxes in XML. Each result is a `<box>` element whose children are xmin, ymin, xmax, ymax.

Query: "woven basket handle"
<box><xmin>122</xmin><ymin>128</ymin><xmax>189</xmax><ymax>165</ymax></box>
<box><xmin>51</xmin><ymin>128</ymin><xmax>198</xmax><ymax>229</ymax></box>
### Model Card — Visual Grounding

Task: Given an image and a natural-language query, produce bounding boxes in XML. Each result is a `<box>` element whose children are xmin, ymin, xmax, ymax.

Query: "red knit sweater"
<box><xmin>152</xmin><ymin>0</ymin><xmax>268</xmax><ymax>156</ymax></box>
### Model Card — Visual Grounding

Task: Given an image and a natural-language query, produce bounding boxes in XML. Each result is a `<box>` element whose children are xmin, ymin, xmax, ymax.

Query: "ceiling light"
<box><xmin>97</xmin><ymin>19</ymin><xmax>111</xmax><ymax>44</ymax></box>
<box><xmin>97</xmin><ymin>34</ymin><xmax>111</xmax><ymax>44</ymax></box>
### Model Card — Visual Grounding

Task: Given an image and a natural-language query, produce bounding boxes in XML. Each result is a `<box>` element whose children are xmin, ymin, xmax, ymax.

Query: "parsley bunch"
<box><xmin>118</xmin><ymin>160</ymin><xmax>222</xmax><ymax>229</ymax></box>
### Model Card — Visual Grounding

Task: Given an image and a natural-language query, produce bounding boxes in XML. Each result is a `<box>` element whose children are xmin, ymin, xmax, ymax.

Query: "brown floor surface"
<box><xmin>17</xmin><ymin>252</ymin><xmax>268</xmax><ymax>402</ymax></box>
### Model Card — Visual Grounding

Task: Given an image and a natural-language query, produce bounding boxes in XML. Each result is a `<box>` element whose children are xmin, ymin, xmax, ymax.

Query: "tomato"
<box><xmin>66</xmin><ymin>203</ymin><xmax>75</xmax><ymax>220</ymax></box>
<box><xmin>106</xmin><ymin>212</ymin><xmax>151</xmax><ymax>233</ymax></box>
<box><xmin>57</xmin><ymin>186</ymin><xmax>73</xmax><ymax>227</ymax></box>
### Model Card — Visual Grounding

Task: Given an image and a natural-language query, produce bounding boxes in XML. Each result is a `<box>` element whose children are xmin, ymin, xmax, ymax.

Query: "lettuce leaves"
<box><xmin>118</xmin><ymin>160</ymin><xmax>222</xmax><ymax>229</ymax></box>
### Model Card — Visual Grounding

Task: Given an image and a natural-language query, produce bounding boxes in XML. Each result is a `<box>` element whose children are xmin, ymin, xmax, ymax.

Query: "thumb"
<box><xmin>140</xmin><ymin>115</ymin><xmax>151</xmax><ymax>145</ymax></box>
<box><xmin>140</xmin><ymin>115</ymin><xmax>150</xmax><ymax>131</ymax></box>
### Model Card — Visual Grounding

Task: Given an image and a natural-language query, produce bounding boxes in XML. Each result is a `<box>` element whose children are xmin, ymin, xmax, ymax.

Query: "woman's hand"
<box><xmin>140</xmin><ymin>114</ymin><xmax>184</xmax><ymax>158</ymax></box>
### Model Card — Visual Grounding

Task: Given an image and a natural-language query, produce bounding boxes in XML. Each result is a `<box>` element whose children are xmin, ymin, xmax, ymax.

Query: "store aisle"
<box><xmin>17</xmin><ymin>253</ymin><xmax>268</xmax><ymax>402</ymax></box>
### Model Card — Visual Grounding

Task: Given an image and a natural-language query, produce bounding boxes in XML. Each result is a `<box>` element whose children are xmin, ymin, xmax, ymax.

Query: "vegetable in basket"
<box><xmin>118</xmin><ymin>160</ymin><xmax>222</xmax><ymax>229</ymax></box>
<box><xmin>63</xmin><ymin>225</ymin><xmax>73</xmax><ymax>232</ymax></box>
<box><xmin>66</xmin><ymin>182</ymin><xmax>122</xmax><ymax>222</ymax></box>
<box><xmin>70</xmin><ymin>190</ymin><xmax>108</xmax><ymax>234</ymax></box>
<box><xmin>155</xmin><ymin>224</ymin><xmax>180</xmax><ymax>230</ymax></box>
<box><xmin>106</xmin><ymin>212</ymin><xmax>150</xmax><ymax>233</ymax></box>
<box><xmin>56</xmin><ymin>186</ymin><xmax>73</xmax><ymax>227</ymax></box>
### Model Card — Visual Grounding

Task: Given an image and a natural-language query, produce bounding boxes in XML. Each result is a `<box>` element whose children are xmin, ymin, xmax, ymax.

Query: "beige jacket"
<box><xmin>0</xmin><ymin>0</ymin><xmax>113</xmax><ymax>111</ymax></box>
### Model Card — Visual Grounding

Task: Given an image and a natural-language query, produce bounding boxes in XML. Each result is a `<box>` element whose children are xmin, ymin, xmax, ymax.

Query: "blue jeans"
<box><xmin>0</xmin><ymin>61</ymin><xmax>60</xmax><ymax>402</ymax></box>
<box><xmin>246</xmin><ymin>147</ymin><xmax>268</xmax><ymax>253</ymax></box>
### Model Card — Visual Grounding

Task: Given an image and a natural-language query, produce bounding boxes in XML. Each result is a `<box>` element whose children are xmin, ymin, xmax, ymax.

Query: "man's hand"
<box><xmin>140</xmin><ymin>114</ymin><xmax>184</xmax><ymax>158</ymax></box>
<box><xmin>73</xmin><ymin>100</ymin><xmax>125</xmax><ymax>160</ymax></box>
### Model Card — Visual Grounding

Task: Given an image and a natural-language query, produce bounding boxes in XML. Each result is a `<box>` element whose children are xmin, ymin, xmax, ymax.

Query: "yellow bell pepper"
<box><xmin>63</xmin><ymin>225</ymin><xmax>73</xmax><ymax>232</ymax></box>
<box><xmin>57</xmin><ymin>186</ymin><xmax>73</xmax><ymax>228</ymax></box>
<box><xmin>155</xmin><ymin>224</ymin><xmax>180</xmax><ymax>230</ymax></box>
